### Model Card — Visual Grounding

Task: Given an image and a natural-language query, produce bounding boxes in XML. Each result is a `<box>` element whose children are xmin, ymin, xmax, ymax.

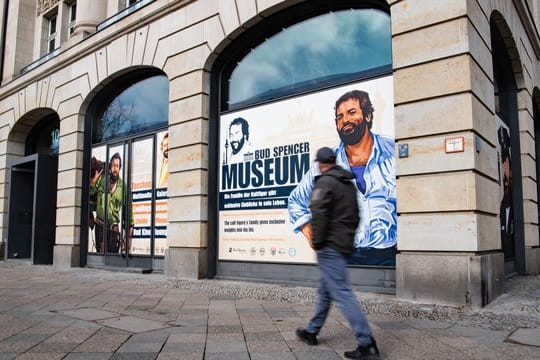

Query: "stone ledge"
<box><xmin>396</xmin><ymin>252</ymin><xmax>504</xmax><ymax>307</ymax></box>
<box><xmin>165</xmin><ymin>247</ymin><xmax>207</xmax><ymax>279</ymax></box>
<box><xmin>53</xmin><ymin>244</ymin><xmax>80</xmax><ymax>267</ymax></box>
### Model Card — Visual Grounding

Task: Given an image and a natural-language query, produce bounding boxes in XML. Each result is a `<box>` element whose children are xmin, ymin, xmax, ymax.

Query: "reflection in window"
<box><xmin>227</xmin><ymin>9</ymin><xmax>392</xmax><ymax>110</ymax></box>
<box><xmin>93</xmin><ymin>75</ymin><xmax>169</xmax><ymax>143</ymax></box>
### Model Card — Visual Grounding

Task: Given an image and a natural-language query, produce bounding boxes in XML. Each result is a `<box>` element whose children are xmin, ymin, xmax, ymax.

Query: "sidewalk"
<box><xmin>0</xmin><ymin>261</ymin><xmax>539</xmax><ymax>359</ymax></box>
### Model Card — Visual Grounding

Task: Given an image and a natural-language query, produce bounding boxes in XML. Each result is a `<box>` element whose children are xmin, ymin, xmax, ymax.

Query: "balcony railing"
<box><xmin>97</xmin><ymin>0</ymin><xmax>154</xmax><ymax>32</ymax></box>
<box><xmin>18</xmin><ymin>0</ymin><xmax>154</xmax><ymax>76</ymax></box>
<box><xmin>20</xmin><ymin>47</ymin><xmax>61</xmax><ymax>75</ymax></box>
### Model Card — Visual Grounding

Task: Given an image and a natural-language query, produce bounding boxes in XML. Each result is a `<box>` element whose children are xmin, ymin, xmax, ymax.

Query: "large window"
<box><xmin>92</xmin><ymin>75</ymin><xmax>168</xmax><ymax>143</ymax></box>
<box><xmin>87</xmin><ymin>73</ymin><xmax>169</xmax><ymax>266</ymax></box>
<box><xmin>222</xmin><ymin>7</ymin><xmax>392</xmax><ymax>111</ymax></box>
<box><xmin>213</xmin><ymin>2</ymin><xmax>396</xmax><ymax>276</ymax></box>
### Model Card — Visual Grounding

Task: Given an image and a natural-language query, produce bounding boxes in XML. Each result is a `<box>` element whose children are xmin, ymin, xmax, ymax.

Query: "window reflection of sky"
<box><xmin>228</xmin><ymin>9</ymin><xmax>391</xmax><ymax>106</ymax></box>
<box><xmin>99</xmin><ymin>76</ymin><xmax>169</xmax><ymax>142</ymax></box>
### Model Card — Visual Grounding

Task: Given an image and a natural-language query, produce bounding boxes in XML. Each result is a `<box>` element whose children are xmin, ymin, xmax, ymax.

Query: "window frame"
<box><xmin>47</xmin><ymin>14</ymin><xmax>57</xmax><ymax>53</ymax></box>
<box><xmin>67</xmin><ymin>1</ymin><xmax>77</xmax><ymax>36</ymax></box>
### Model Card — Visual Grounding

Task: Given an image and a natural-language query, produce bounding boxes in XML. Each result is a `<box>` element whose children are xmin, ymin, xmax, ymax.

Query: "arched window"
<box><xmin>92</xmin><ymin>74</ymin><xmax>169</xmax><ymax>143</ymax></box>
<box><xmin>222</xmin><ymin>5</ymin><xmax>391</xmax><ymax>111</ymax></box>
<box><xmin>211</xmin><ymin>1</ymin><xmax>396</xmax><ymax>282</ymax></box>
<box><xmin>85</xmin><ymin>70</ymin><xmax>170</xmax><ymax>270</ymax></box>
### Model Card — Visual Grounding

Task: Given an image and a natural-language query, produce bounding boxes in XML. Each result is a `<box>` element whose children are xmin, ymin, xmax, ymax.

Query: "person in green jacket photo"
<box><xmin>90</xmin><ymin>152</ymin><xmax>134</xmax><ymax>255</ymax></box>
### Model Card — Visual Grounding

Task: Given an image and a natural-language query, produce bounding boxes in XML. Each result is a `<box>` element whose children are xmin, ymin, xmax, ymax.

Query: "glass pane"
<box><xmin>131</xmin><ymin>138</ymin><xmax>153</xmax><ymax>256</ymax></box>
<box><xmin>88</xmin><ymin>146</ymin><xmax>106</xmax><ymax>254</ymax></box>
<box><xmin>88</xmin><ymin>145</ymin><xmax>132</xmax><ymax>255</ymax></box>
<box><xmin>93</xmin><ymin>75</ymin><xmax>169</xmax><ymax>143</ymax></box>
<box><xmin>154</xmin><ymin>130</ymin><xmax>169</xmax><ymax>256</ymax></box>
<box><xmin>227</xmin><ymin>9</ymin><xmax>391</xmax><ymax>109</ymax></box>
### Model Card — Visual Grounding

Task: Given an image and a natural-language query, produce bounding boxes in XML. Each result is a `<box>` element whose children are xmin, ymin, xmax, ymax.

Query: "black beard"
<box><xmin>338</xmin><ymin>121</ymin><xmax>366</xmax><ymax>145</ymax></box>
<box><xmin>231</xmin><ymin>138</ymin><xmax>245</xmax><ymax>154</ymax></box>
<box><xmin>110</xmin><ymin>173</ymin><xmax>118</xmax><ymax>182</ymax></box>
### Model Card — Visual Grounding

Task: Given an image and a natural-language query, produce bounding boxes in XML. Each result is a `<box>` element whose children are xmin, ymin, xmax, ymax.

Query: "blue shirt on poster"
<box><xmin>288</xmin><ymin>133</ymin><xmax>396</xmax><ymax>250</ymax></box>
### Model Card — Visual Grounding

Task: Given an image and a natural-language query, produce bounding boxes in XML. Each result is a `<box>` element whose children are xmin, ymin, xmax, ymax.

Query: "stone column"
<box><xmin>391</xmin><ymin>0</ymin><xmax>504</xmax><ymax>307</ymax></box>
<box><xmin>53</xmin><ymin>97</ymin><xmax>84</xmax><ymax>267</ymax></box>
<box><xmin>70</xmin><ymin>0</ymin><xmax>107</xmax><ymax>41</ymax></box>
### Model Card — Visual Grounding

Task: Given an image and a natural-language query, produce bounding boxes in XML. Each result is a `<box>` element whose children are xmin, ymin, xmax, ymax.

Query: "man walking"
<box><xmin>296</xmin><ymin>147</ymin><xmax>380</xmax><ymax>359</ymax></box>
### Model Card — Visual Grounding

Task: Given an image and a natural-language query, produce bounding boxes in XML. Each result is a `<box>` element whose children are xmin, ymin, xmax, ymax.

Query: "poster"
<box><xmin>88</xmin><ymin>144</ymin><xmax>131</xmax><ymax>254</ymax></box>
<box><xmin>496</xmin><ymin>118</ymin><xmax>515</xmax><ymax>259</ymax></box>
<box><xmin>131</xmin><ymin>138</ymin><xmax>153</xmax><ymax>255</ymax></box>
<box><xmin>154</xmin><ymin>130</ymin><xmax>169</xmax><ymax>256</ymax></box>
<box><xmin>218</xmin><ymin>76</ymin><xmax>396</xmax><ymax>265</ymax></box>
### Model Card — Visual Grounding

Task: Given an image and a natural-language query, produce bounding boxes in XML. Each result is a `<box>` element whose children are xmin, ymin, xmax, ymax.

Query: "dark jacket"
<box><xmin>310</xmin><ymin>165</ymin><xmax>359</xmax><ymax>254</ymax></box>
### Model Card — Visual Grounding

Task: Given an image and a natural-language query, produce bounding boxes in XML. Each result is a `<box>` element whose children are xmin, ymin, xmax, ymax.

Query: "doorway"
<box><xmin>7</xmin><ymin>154</ymin><xmax>58</xmax><ymax>264</ymax></box>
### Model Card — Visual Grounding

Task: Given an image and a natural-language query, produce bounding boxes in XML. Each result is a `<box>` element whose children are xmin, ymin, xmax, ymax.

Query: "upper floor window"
<box><xmin>47</xmin><ymin>15</ymin><xmax>57</xmax><ymax>53</ymax></box>
<box><xmin>222</xmin><ymin>7</ymin><xmax>392</xmax><ymax>111</ymax></box>
<box><xmin>67</xmin><ymin>2</ymin><xmax>77</xmax><ymax>36</ymax></box>
<box><xmin>127</xmin><ymin>0</ymin><xmax>142</xmax><ymax>8</ymax></box>
<box><xmin>92</xmin><ymin>74</ymin><xmax>169</xmax><ymax>144</ymax></box>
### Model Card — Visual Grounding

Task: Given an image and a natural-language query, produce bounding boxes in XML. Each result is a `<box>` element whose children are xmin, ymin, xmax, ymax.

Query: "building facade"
<box><xmin>0</xmin><ymin>0</ymin><xmax>539</xmax><ymax>307</ymax></box>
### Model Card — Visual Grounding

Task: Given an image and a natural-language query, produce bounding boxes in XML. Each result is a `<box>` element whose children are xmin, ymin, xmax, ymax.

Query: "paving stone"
<box><xmin>0</xmin><ymin>354</ymin><xmax>16</xmax><ymax>360</ymax></box>
<box><xmin>207</xmin><ymin>325</ymin><xmax>242</xmax><ymax>333</ymax></box>
<box><xmin>166</xmin><ymin>333</ymin><xmax>206</xmax><ymax>343</ymax></box>
<box><xmin>109</xmin><ymin>353</ymin><xmax>157</xmax><ymax>360</ymax></box>
<box><xmin>0</xmin><ymin>341</ymin><xmax>38</xmax><ymax>353</ymax></box>
<box><xmin>404</xmin><ymin>318</ymin><xmax>455</xmax><ymax>329</ymax></box>
<box><xmin>97</xmin><ymin>316</ymin><xmax>169</xmax><ymax>333</ymax></box>
<box><xmin>206</xmin><ymin>333</ymin><xmax>244</xmax><ymax>343</ymax></box>
<box><xmin>293</xmin><ymin>351</ymin><xmax>343</xmax><ymax>360</ymax></box>
<box><xmin>173</xmin><ymin>319</ymin><xmax>207</xmax><ymax>327</ymax></box>
<box><xmin>205</xmin><ymin>341</ymin><xmax>248</xmax><ymax>353</ymax></box>
<box><xmin>169</xmin><ymin>326</ymin><xmax>207</xmax><ymax>335</ymax></box>
<box><xmin>156</xmin><ymin>353</ymin><xmax>202</xmax><ymax>360</ymax></box>
<box><xmin>116</xmin><ymin>341</ymin><xmax>164</xmax><ymax>353</ymax></box>
<box><xmin>506</xmin><ymin>328</ymin><xmax>540</xmax><ymax>347</ymax></box>
<box><xmin>247</xmin><ymin>340</ymin><xmax>290</xmax><ymax>352</ymax></box>
<box><xmin>251</xmin><ymin>352</ymin><xmax>296</xmax><ymax>360</ymax></box>
<box><xmin>27</xmin><ymin>341</ymin><xmax>80</xmax><ymax>353</ymax></box>
<box><xmin>245</xmin><ymin>331</ymin><xmax>283</xmax><ymax>342</ymax></box>
<box><xmin>58</xmin><ymin>308</ymin><xmax>120</xmax><ymax>321</ymax></box>
<box><xmin>63</xmin><ymin>353</ymin><xmax>113</xmax><ymax>360</ymax></box>
<box><xmin>161</xmin><ymin>341</ymin><xmax>205</xmax><ymax>352</ymax></box>
<box><xmin>13</xmin><ymin>353</ymin><xmax>66</xmax><ymax>360</ymax></box>
<box><xmin>204</xmin><ymin>352</ymin><xmax>250</xmax><ymax>360</ymax></box>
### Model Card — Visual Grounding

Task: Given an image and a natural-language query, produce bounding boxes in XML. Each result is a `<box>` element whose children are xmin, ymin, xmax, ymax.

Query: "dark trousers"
<box><xmin>95</xmin><ymin>221</ymin><xmax>121</xmax><ymax>253</ymax></box>
<box><xmin>306</xmin><ymin>246</ymin><xmax>373</xmax><ymax>346</ymax></box>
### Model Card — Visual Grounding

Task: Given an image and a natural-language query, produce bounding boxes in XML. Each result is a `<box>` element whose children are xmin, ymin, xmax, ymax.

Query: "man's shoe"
<box><xmin>344</xmin><ymin>337</ymin><xmax>380</xmax><ymax>359</ymax></box>
<box><xmin>296</xmin><ymin>327</ymin><xmax>318</xmax><ymax>346</ymax></box>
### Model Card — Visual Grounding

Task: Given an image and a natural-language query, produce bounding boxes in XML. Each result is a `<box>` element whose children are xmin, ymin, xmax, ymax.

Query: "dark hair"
<box><xmin>229</xmin><ymin>117</ymin><xmax>249</xmax><ymax>140</ymax></box>
<box><xmin>109</xmin><ymin>152</ymin><xmax>122</xmax><ymax>169</ymax></box>
<box><xmin>497</xmin><ymin>126</ymin><xmax>511</xmax><ymax>162</ymax></box>
<box><xmin>334</xmin><ymin>90</ymin><xmax>375</xmax><ymax>129</ymax></box>
<box><xmin>90</xmin><ymin>156</ymin><xmax>104</xmax><ymax>179</ymax></box>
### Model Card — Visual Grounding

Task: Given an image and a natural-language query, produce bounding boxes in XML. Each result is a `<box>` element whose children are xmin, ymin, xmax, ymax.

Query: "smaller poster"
<box><xmin>154</xmin><ymin>130</ymin><xmax>169</xmax><ymax>256</ymax></box>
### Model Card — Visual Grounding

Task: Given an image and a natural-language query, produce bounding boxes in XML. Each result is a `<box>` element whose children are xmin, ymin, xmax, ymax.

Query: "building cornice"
<box><xmin>37</xmin><ymin>0</ymin><xmax>60</xmax><ymax>16</ymax></box>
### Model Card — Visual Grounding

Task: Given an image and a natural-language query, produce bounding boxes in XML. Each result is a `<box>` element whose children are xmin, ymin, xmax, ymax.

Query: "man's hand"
<box><xmin>90</xmin><ymin>168</ymin><xmax>103</xmax><ymax>185</ymax></box>
<box><xmin>300</xmin><ymin>223</ymin><xmax>316</xmax><ymax>250</ymax></box>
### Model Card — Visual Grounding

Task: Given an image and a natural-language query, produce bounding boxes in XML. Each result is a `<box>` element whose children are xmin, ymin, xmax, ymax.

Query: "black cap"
<box><xmin>315</xmin><ymin>147</ymin><xmax>336</xmax><ymax>164</ymax></box>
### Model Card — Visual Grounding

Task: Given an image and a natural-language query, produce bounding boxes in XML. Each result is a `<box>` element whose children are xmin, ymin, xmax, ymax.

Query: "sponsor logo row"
<box><xmin>228</xmin><ymin>247</ymin><xmax>297</xmax><ymax>257</ymax></box>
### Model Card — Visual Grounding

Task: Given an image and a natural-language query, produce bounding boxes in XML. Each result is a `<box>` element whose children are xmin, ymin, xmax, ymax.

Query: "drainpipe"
<box><xmin>0</xmin><ymin>0</ymin><xmax>9</xmax><ymax>85</ymax></box>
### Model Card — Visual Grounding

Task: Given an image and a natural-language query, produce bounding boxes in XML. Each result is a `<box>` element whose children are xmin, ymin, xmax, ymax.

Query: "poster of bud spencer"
<box><xmin>218</xmin><ymin>75</ymin><xmax>397</xmax><ymax>266</ymax></box>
